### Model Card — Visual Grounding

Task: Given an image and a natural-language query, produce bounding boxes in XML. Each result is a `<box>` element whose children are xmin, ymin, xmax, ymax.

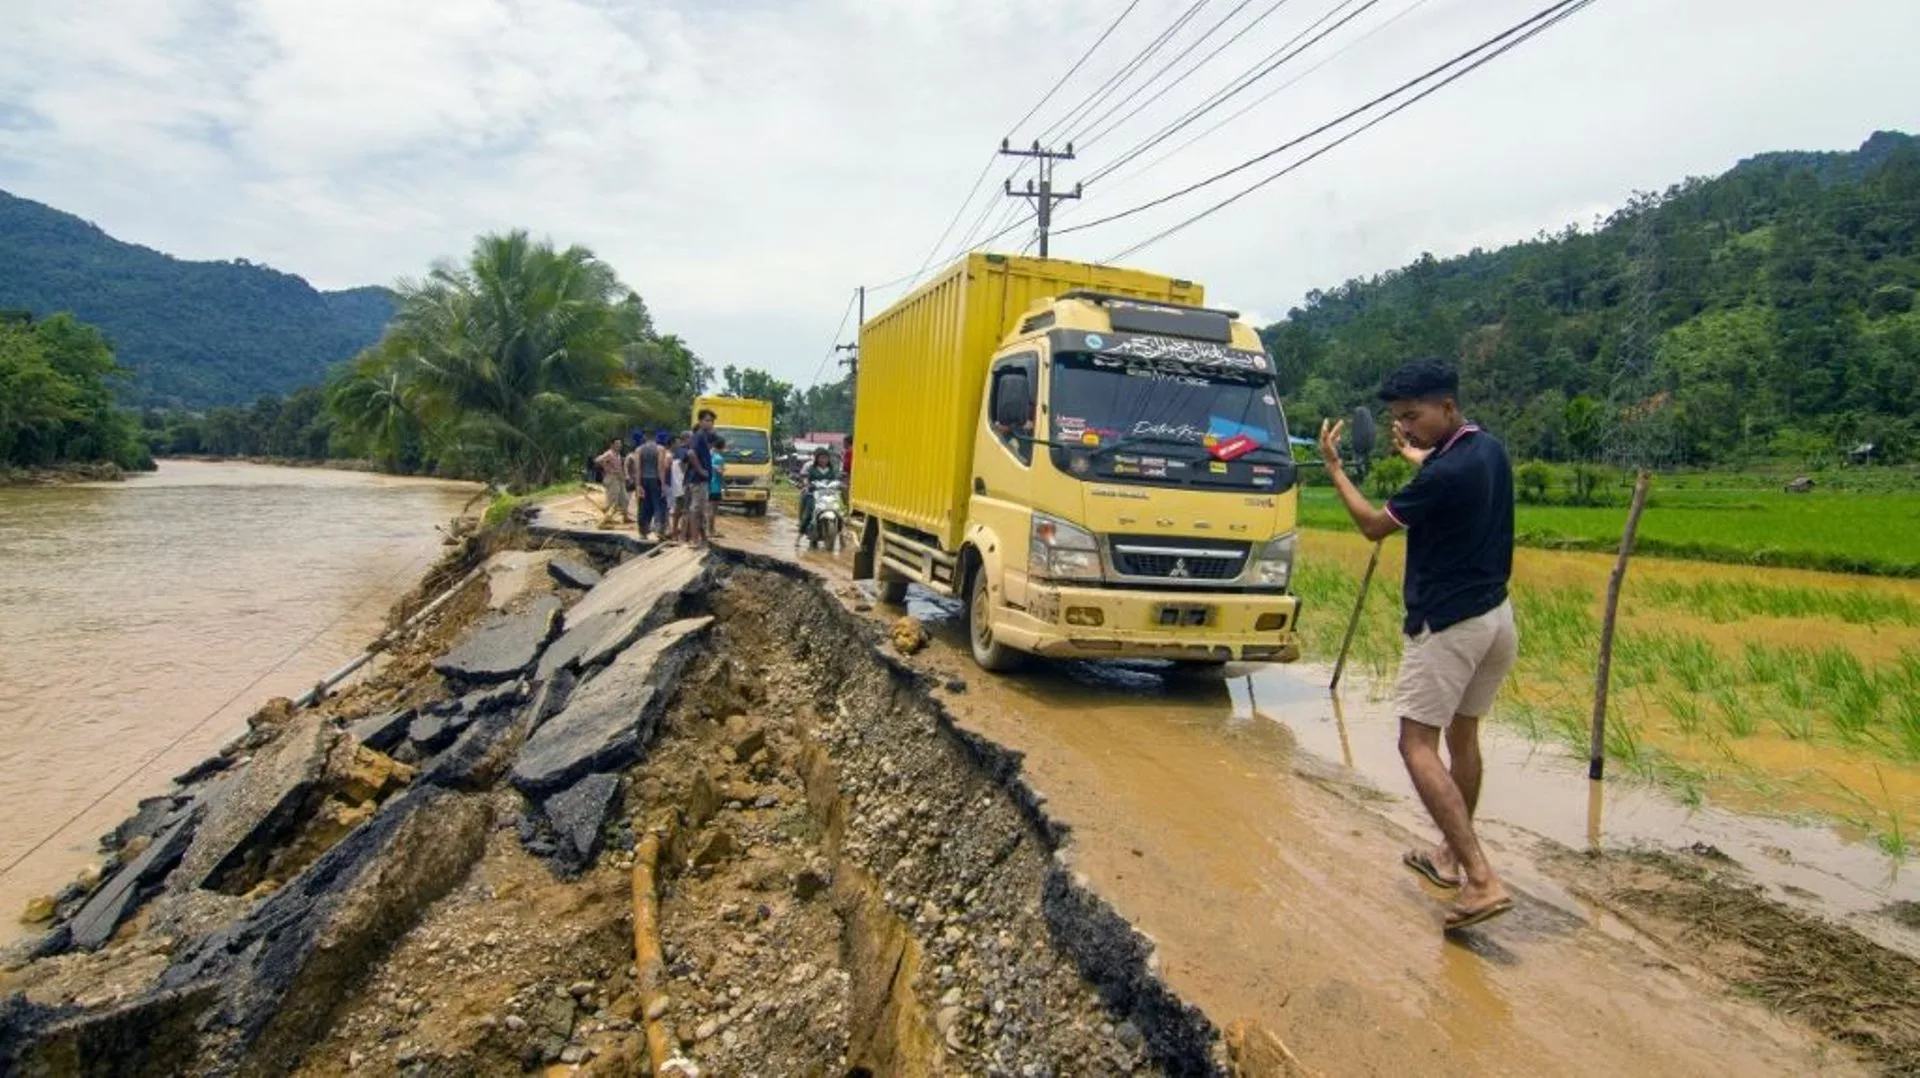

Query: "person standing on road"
<box><xmin>706</xmin><ymin>435</ymin><xmax>728</xmax><ymax>539</ymax></box>
<box><xmin>633</xmin><ymin>431</ymin><xmax>664</xmax><ymax>541</ymax></box>
<box><xmin>687</xmin><ymin>408</ymin><xmax>717</xmax><ymax>545</ymax></box>
<box><xmin>667</xmin><ymin>433</ymin><xmax>689</xmax><ymax>541</ymax></box>
<box><xmin>594</xmin><ymin>438</ymin><xmax>631</xmax><ymax>526</ymax></box>
<box><xmin>1317</xmin><ymin>358</ymin><xmax>1517</xmax><ymax>932</ymax></box>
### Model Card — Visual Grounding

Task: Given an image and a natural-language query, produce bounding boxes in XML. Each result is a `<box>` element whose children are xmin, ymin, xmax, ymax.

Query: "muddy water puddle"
<box><xmin>0</xmin><ymin>461</ymin><xmax>477</xmax><ymax>945</ymax></box>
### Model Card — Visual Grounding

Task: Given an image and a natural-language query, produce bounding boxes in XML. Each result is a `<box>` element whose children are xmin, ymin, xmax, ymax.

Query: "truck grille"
<box><xmin>1110</xmin><ymin>537</ymin><xmax>1249</xmax><ymax>581</ymax></box>
<box><xmin>724</xmin><ymin>474</ymin><xmax>756</xmax><ymax>486</ymax></box>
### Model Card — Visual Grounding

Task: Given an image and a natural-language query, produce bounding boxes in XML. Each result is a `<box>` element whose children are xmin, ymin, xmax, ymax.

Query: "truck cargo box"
<box><xmin>851</xmin><ymin>253</ymin><xmax>1204</xmax><ymax>550</ymax></box>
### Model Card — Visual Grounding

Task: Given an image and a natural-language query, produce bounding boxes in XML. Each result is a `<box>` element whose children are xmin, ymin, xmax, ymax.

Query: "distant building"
<box><xmin>799</xmin><ymin>432</ymin><xmax>849</xmax><ymax>452</ymax></box>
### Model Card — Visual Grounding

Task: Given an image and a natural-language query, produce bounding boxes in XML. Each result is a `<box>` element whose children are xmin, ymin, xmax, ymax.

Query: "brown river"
<box><xmin>0</xmin><ymin>461</ymin><xmax>478</xmax><ymax>945</ymax></box>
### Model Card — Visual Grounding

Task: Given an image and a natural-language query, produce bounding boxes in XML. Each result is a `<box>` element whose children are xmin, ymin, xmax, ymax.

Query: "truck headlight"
<box><xmin>1255</xmin><ymin>532</ymin><xmax>1296</xmax><ymax>589</ymax></box>
<box><xmin>1029</xmin><ymin>514</ymin><xmax>1102</xmax><ymax>581</ymax></box>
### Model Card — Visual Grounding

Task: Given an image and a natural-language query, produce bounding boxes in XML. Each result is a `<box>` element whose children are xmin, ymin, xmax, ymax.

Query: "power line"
<box><xmin>1067</xmin><ymin>0</ymin><xmax>1590</xmax><ymax>241</ymax></box>
<box><xmin>1097</xmin><ymin>0</ymin><xmax>1435</xmax><ymax>195</ymax></box>
<box><xmin>895</xmin><ymin>0</ymin><xmax>1149</xmax><ymax>297</ymax></box>
<box><xmin>805</xmin><ymin>288</ymin><xmax>860</xmax><ymax>389</ymax></box>
<box><xmin>1081</xmin><ymin>0</ymin><xmax>1384</xmax><ymax>189</ymax></box>
<box><xmin>1075</xmin><ymin>0</ymin><xmax>1296</xmax><ymax>151</ymax></box>
<box><xmin>1107</xmin><ymin>0</ymin><xmax>1600</xmax><ymax>262</ymax></box>
<box><xmin>1005</xmin><ymin>0</ymin><xmax>1148</xmax><ymax>139</ymax></box>
<box><xmin>1038</xmin><ymin>0</ymin><xmax>1216</xmax><ymax>146</ymax></box>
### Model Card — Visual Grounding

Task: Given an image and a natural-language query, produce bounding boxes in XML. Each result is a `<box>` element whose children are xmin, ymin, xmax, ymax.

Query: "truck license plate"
<box><xmin>1155</xmin><ymin>604</ymin><xmax>1212</xmax><ymax>628</ymax></box>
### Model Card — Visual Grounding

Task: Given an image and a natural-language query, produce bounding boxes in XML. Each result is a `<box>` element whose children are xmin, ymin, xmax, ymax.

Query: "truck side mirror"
<box><xmin>1349</xmin><ymin>406</ymin><xmax>1377</xmax><ymax>459</ymax></box>
<box><xmin>992</xmin><ymin>372</ymin><xmax>1032</xmax><ymax>431</ymax></box>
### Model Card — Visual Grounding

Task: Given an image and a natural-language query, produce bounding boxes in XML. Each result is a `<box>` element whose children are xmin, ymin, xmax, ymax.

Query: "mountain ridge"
<box><xmin>0</xmin><ymin>189</ymin><xmax>394</xmax><ymax>407</ymax></box>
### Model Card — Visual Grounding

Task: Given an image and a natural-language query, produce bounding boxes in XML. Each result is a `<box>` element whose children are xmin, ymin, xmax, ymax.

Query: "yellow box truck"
<box><xmin>850</xmin><ymin>252</ymin><xmax>1301</xmax><ymax>672</ymax></box>
<box><xmin>692</xmin><ymin>395</ymin><xmax>773</xmax><ymax>516</ymax></box>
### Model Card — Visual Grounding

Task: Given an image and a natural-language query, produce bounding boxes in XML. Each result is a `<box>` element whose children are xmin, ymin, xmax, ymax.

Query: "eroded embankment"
<box><xmin>0</xmin><ymin>534</ymin><xmax>1224</xmax><ymax>1076</ymax></box>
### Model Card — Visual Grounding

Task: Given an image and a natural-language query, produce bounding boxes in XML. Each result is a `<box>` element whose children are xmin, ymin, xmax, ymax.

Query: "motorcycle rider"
<box><xmin>799</xmin><ymin>446</ymin><xmax>838</xmax><ymax>534</ymax></box>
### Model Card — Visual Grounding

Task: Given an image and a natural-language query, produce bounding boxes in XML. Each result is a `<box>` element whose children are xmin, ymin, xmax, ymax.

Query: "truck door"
<box><xmin>972</xmin><ymin>348</ymin><xmax>1041</xmax><ymax>610</ymax></box>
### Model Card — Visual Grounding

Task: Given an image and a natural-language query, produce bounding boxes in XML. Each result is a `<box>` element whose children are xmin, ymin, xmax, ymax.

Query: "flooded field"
<box><xmin>0</xmin><ymin>461</ymin><xmax>478</xmax><ymax>945</ymax></box>
<box><xmin>1293</xmin><ymin>529</ymin><xmax>1920</xmax><ymax>862</ymax></box>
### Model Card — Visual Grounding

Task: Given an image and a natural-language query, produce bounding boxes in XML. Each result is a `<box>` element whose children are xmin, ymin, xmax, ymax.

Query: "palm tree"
<box><xmin>332</xmin><ymin>231</ymin><xmax>669</xmax><ymax>487</ymax></box>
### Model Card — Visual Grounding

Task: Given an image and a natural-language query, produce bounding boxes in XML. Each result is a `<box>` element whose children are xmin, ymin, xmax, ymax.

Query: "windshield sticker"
<box><xmin>1207</xmin><ymin>417</ymin><xmax>1271</xmax><ymax>445</ymax></box>
<box><xmin>1140</xmin><ymin>462</ymin><xmax>1169</xmax><ymax>478</ymax></box>
<box><xmin>1263</xmin><ymin>394</ymin><xmax>1277</xmax><ymax>405</ymax></box>
<box><xmin>1085</xmin><ymin>334</ymin><xmax>1105</xmax><ymax>349</ymax></box>
<box><xmin>1112</xmin><ymin>462</ymin><xmax>1139</xmax><ymax>475</ymax></box>
<box><xmin>1251</xmin><ymin>464</ymin><xmax>1276</xmax><ymax>476</ymax></box>
<box><xmin>1099</xmin><ymin>335</ymin><xmax>1267</xmax><ymax>372</ymax></box>
<box><xmin>1208</xmin><ymin>461</ymin><xmax>1228</xmax><ymax>474</ymax></box>
<box><xmin>1114</xmin><ymin>454</ymin><xmax>1141</xmax><ymax>465</ymax></box>
<box><xmin>1253</xmin><ymin>476</ymin><xmax>1274</xmax><ymax>487</ymax></box>
<box><xmin>1140</xmin><ymin>456</ymin><xmax>1181</xmax><ymax>470</ymax></box>
<box><xmin>1080</xmin><ymin>431</ymin><xmax>1101</xmax><ymax>446</ymax></box>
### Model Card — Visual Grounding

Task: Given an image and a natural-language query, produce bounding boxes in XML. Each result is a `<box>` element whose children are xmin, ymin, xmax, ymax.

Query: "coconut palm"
<box><xmin>332</xmin><ymin>231</ymin><xmax>668</xmax><ymax>487</ymax></box>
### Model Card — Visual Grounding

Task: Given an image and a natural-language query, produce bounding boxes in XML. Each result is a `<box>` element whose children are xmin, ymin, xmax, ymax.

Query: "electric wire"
<box><xmin>1081</xmin><ymin>0</ymin><xmax>1384</xmax><ymax>189</ymax></box>
<box><xmin>803</xmin><ymin>287</ymin><xmax>860</xmax><ymax>389</ymax></box>
<box><xmin>1037</xmin><ymin>0</ymin><xmax>1216</xmax><ymax>146</ymax></box>
<box><xmin>1074</xmin><ymin>0</ymin><xmax>1299</xmax><ymax>151</ymax></box>
<box><xmin>1096</xmin><ymin>0</ymin><xmax>1435</xmax><ymax>195</ymax></box>
<box><xmin>1106</xmin><ymin>0</ymin><xmax>1600</xmax><ymax>261</ymax></box>
<box><xmin>1064</xmin><ymin>0</ymin><xmax>1591</xmax><ymax>240</ymax></box>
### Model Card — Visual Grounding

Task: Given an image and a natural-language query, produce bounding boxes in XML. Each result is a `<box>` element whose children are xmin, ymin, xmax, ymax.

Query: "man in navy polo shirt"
<box><xmin>1317</xmin><ymin>358</ymin><xmax>1517</xmax><ymax>931</ymax></box>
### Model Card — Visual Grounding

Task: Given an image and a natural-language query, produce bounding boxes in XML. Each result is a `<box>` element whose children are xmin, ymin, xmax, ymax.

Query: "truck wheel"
<box><xmin>968</xmin><ymin>570</ymin><xmax>1024</xmax><ymax>673</ymax></box>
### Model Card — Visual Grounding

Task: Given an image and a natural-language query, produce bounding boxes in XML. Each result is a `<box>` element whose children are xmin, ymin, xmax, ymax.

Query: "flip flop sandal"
<box><xmin>1402</xmin><ymin>849</ymin><xmax>1461</xmax><ymax>889</ymax></box>
<box><xmin>1443</xmin><ymin>897</ymin><xmax>1515</xmax><ymax>932</ymax></box>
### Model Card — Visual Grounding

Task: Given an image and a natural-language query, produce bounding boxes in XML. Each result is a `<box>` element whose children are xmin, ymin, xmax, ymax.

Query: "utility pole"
<box><xmin>838</xmin><ymin>285</ymin><xmax>863</xmax><ymax>429</ymax></box>
<box><xmin>1000</xmin><ymin>140</ymin><xmax>1080</xmax><ymax>258</ymax></box>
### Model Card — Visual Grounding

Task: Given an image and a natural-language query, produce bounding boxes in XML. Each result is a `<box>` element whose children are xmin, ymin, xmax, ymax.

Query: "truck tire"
<box><xmin>967</xmin><ymin>569</ymin><xmax>1024</xmax><ymax>673</ymax></box>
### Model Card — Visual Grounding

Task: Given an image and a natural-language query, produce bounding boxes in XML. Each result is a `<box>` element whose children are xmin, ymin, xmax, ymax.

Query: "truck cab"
<box><xmin>959</xmin><ymin>292</ymin><xmax>1300</xmax><ymax>669</ymax></box>
<box><xmin>693</xmin><ymin>395</ymin><xmax>773</xmax><ymax>516</ymax></box>
<box><xmin>851</xmin><ymin>253</ymin><xmax>1301</xmax><ymax>674</ymax></box>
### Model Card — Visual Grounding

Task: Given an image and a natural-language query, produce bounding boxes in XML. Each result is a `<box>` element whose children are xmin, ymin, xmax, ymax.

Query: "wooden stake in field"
<box><xmin>1589</xmin><ymin>469</ymin><xmax>1653</xmax><ymax>780</ymax></box>
<box><xmin>1330</xmin><ymin>542</ymin><xmax>1382</xmax><ymax>693</ymax></box>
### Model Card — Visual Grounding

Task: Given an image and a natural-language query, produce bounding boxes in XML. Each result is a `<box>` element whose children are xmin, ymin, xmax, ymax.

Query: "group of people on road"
<box><xmin>591</xmin><ymin>408</ymin><xmax>726</xmax><ymax>545</ymax></box>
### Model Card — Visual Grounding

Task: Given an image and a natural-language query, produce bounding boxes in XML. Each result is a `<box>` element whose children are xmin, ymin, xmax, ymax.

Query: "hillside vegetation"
<box><xmin>1263</xmin><ymin>131</ymin><xmax>1920</xmax><ymax>466</ymax></box>
<box><xmin>0</xmin><ymin>190</ymin><xmax>392</xmax><ymax>407</ymax></box>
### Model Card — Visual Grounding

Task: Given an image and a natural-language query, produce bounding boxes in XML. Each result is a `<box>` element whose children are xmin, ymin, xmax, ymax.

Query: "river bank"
<box><xmin>0</xmin><ymin>461</ymin><xmax>480</xmax><ymax>950</ymax></box>
<box><xmin>0</xmin><ymin>462</ymin><xmax>135</xmax><ymax>487</ymax></box>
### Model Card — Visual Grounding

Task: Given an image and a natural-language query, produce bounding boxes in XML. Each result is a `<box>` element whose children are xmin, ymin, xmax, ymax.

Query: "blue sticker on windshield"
<box><xmin>1206</xmin><ymin>416</ymin><xmax>1270</xmax><ymax>446</ymax></box>
<box><xmin>1085</xmin><ymin>334</ymin><xmax>1105</xmax><ymax>349</ymax></box>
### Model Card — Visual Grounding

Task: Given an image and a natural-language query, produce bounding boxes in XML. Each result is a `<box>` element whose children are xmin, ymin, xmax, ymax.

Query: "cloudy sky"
<box><xmin>2</xmin><ymin>0</ymin><xmax>1916</xmax><ymax>387</ymax></box>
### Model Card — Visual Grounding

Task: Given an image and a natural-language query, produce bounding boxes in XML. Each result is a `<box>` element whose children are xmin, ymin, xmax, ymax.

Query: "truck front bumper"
<box><xmin>996</xmin><ymin>583</ymin><xmax>1302</xmax><ymax>663</ymax></box>
<box><xmin>719</xmin><ymin>487</ymin><xmax>770</xmax><ymax>505</ymax></box>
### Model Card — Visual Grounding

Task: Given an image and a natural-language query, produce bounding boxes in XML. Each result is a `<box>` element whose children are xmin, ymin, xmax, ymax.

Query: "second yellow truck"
<box><xmin>851</xmin><ymin>253</ymin><xmax>1302</xmax><ymax>672</ymax></box>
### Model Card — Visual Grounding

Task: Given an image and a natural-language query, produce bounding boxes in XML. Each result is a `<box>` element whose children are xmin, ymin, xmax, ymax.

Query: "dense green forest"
<box><xmin>0</xmin><ymin>190</ymin><xmax>393</xmax><ymax>407</ymax></box>
<box><xmin>1261</xmin><ymin>131</ymin><xmax>1920</xmax><ymax>466</ymax></box>
<box><xmin>0</xmin><ymin>311</ymin><xmax>152</xmax><ymax>472</ymax></box>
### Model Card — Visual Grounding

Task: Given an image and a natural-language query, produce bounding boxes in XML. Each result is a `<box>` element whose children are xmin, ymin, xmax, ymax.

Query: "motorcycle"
<box><xmin>807</xmin><ymin>480</ymin><xmax>845</xmax><ymax>553</ymax></box>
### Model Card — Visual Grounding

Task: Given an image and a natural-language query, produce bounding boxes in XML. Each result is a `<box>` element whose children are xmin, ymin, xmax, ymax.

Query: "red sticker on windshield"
<box><xmin>1210</xmin><ymin>434</ymin><xmax>1257</xmax><ymax>461</ymax></box>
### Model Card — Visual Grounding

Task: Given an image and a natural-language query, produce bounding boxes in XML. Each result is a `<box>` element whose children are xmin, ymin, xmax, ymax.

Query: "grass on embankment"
<box><xmin>1297</xmin><ymin>487</ymin><xmax>1920</xmax><ymax>577</ymax></box>
<box><xmin>1295</xmin><ymin>529</ymin><xmax>1920</xmax><ymax>860</ymax></box>
<box><xmin>483</xmin><ymin>481</ymin><xmax>588</xmax><ymax>527</ymax></box>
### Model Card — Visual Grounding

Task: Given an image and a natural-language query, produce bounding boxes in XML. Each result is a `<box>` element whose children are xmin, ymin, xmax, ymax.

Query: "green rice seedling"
<box><xmin>1660</xmin><ymin>633</ymin><xmax>1728</xmax><ymax>694</ymax></box>
<box><xmin>1639</xmin><ymin>577</ymin><xmax>1920</xmax><ymax>627</ymax></box>
<box><xmin>1893</xmin><ymin>694</ymin><xmax>1920</xmax><ymax>761</ymax></box>
<box><xmin>1768</xmin><ymin>696</ymin><xmax>1815</xmax><ymax>741</ymax></box>
<box><xmin>1811</xmin><ymin>647</ymin><xmax>1872</xmax><ymax>694</ymax></box>
<box><xmin>1829</xmin><ymin>680</ymin><xmax>1881</xmax><ymax>743</ymax></box>
<box><xmin>1743</xmin><ymin>641</ymin><xmax>1783</xmax><ymax>685</ymax></box>
<box><xmin>1875</xmin><ymin>770</ymin><xmax>1911</xmax><ymax>864</ymax></box>
<box><xmin>1713</xmin><ymin>687</ymin><xmax>1758</xmax><ymax>738</ymax></box>
<box><xmin>1655</xmin><ymin>686</ymin><xmax>1706</xmax><ymax>736</ymax></box>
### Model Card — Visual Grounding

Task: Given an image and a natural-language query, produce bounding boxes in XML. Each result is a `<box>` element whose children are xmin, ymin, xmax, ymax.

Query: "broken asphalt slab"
<box><xmin>69</xmin><ymin>813</ymin><xmax>199</xmax><ymax>951</ymax></box>
<box><xmin>174</xmin><ymin>711</ymin><xmax>335</xmax><ymax>895</ymax></box>
<box><xmin>149</xmin><ymin>785</ymin><xmax>492</xmax><ymax>1075</ymax></box>
<box><xmin>547</xmin><ymin>554</ymin><xmax>602</xmax><ymax>590</ymax></box>
<box><xmin>538</xmin><ymin>772</ymin><xmax>622</xmax><ymax>874</ymax></box>
<box><xmin>346</xmin><ymin>709</ymin><xmax>414</xmax><ymax>755</ymax></box>
<box><xmin>431</xmin><ymin>593</ymin><xmax>562</xmax><ymax>687</ymax></box>
<box><xmin>510</xmin><ymin>617</ymin><xmax>713</xmax><ymax>797</ymax></box>
<box><xmin>535</xmin><ymin>545</ymin><xmax>708</xmax><ymax>681</ymax></box>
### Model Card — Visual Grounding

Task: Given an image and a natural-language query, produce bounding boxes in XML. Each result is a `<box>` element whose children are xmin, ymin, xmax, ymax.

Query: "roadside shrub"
<box><xmin>1568</xmin><ymin>463</ymin><xmax>1608</xmax><ymax>506</ymax></box>
<box><xmin>1515</xmin><ymin>460</ymin><xmax>1554</xmax><ymax>504</ymax></box>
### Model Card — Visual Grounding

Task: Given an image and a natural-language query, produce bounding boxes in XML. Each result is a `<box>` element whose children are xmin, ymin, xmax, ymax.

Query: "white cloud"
<box><xmin>3</xmin><ymin>0</ymin><xmax>1917</xmax><ymax>385</ymax></box>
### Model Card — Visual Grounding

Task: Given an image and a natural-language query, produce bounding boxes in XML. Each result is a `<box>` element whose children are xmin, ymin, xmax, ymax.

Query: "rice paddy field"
<box><xmin>1293</xmin><ymin>521</ymin><xmax>1920</xmax><ymax>862</ymax></box>
<box><xmin>1297</xmin><ymin>486</ymin><xmax>1920</xmax><ymax>577</ymax></box>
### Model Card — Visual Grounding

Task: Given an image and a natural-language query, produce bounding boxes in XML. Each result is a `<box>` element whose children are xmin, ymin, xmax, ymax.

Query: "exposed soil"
<box><xmin>1551</xmin><ymin>847</ymin><xmax>1920</xmax><ymax>1075</ymax></box>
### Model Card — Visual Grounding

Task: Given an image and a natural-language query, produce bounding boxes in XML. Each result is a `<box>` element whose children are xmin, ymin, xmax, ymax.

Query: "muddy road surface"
<box><xmin>652</xmin><ymin>498</ymin><xmax>1914</xmax><ymax>1078</ymax></box>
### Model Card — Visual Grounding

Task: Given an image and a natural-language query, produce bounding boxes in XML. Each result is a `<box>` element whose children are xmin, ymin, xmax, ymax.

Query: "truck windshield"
<box><xmin>1047</xmin><ymin>351</ymin><xmax>1295</xmax><ymax>492</ymax></box>
<box><xmin>716</xmin><ymin>427</ymin><xmax>770</xmax><ymax>464</ymax></box>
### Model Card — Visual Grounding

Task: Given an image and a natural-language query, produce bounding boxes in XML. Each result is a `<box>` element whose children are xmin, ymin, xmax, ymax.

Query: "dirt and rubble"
<box><xmin>1</xmin><ymin>523</ymin><xmax>1225</xmax><ymax>1076</ymax></box>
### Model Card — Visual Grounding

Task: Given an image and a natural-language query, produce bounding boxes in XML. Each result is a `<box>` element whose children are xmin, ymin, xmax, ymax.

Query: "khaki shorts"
<box><xmin>1392</xmin><ymin>600</ymin><xmax>1518</xmax><ymax>728</ymax></box>
<box><xmin>687</xmin><ymin>484</ymin><xmax>710</xmax><ymax>516</ymax></box>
